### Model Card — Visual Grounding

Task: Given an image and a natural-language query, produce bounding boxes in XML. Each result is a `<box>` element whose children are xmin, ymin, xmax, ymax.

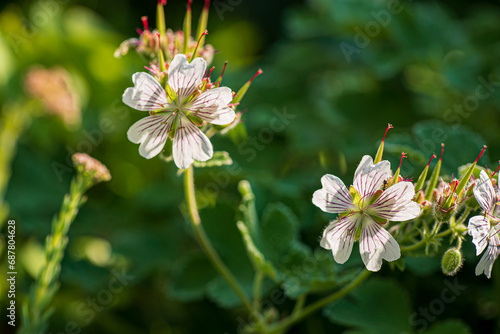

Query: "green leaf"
<box><xmin>424</xmin><ymin>320</ymin><xmax>472</xmax><ymax>334</ymax></box>
<box><xmin>238</xmin><ymin>181</ymin><xmax>363</xmax><ymax>299</ymax></box>
<box><xmin>193</xmin><ymin>151</ymin><xmax>233</xmax><ymax>168</ymax></box>
<box><xmin>281</xmin><ymin>247</ymin><xmax>361</xmax><ymax>298</ymax></box>
<box><xmin>237</xmin><ymin>180</ymin><xmax>303</xmax><ymax>280</ymax></box>
<box><xmin>324</xmin><ymin>278</ymin><xmax>412</xmax><ymax>334</ymax></box>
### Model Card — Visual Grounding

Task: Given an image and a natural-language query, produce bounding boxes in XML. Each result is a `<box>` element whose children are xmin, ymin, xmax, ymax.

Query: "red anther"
<box><xmin>136</xmin><ymin>28</ymin><xmax>143</xmax><ymax>35</ymax></box>
<box><xmin>187</xmin><ymin>0</ymin><xmax>192</xmax><ymax>11</ymax></box>
<box><xmin>249</xmin><ymin>69</ymin><xmax>263</xmax><ymax>83</ymax></box>
<box><xmin>141</xmin><ymin>16</ymin><xmax>149</xmax><ymax>31</ymax></box>
<box><xmin>427</xmin><ymin>154</ymin><xmax>437</xmax><ymax>167</ymax></box>
<box><xmin>204</xmin><ymin>0</ymin><xmax>210</xmax><ymax>9</ymax></box>
<box><xmin>215</xmin><ymin>61</ymin><xmax>228</xmax><ymax>87</ymax></box>
<box><xmin>207</xmin><ymin>66</ymin><xmax>215</xmax><ymax>78</ymax></box>
<box><xmin>158</xmin><ymin>0</ymin><xmax>167</xmax><ymax>5</ymax></box>
<box><xmin>382</xmin><ymin>123</ymin><xmax>393</xmax><ymax>143</ymax></box>
<box><xmin>491</xmin><ymin>161</ymin><xmax>500</xmax><ymax>178</ymax></box>
<box><xmin>475</xmin><ymin>145</ymin><xmax>487</xmax><ymax>163</ymax></box>
<box><xmin>439</xmin><ymin>143</ymin><xmax>445</xmax><ymax>161</ymax></box>
<box><xmin>398</xmin><ymin>152</ymin><xmax>407</xmax><ymax>170</ymax></box>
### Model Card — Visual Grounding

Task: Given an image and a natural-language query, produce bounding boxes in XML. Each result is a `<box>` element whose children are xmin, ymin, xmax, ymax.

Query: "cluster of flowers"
<box><xmin>117</xmin><ymin>1</ymin><xmax>498</xmax><ymax>279</ymax></box>
<box><xmin>117</xmin><ymin>0</ymin><xmax>260</xmax><ymax>169</ymax></box>
<box><xmin>313</xmin><ymin>125</ymin><xmax>499</xmax><ymax>278</ymax></box>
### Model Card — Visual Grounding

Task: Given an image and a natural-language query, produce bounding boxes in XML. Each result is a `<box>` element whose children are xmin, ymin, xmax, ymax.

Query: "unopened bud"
<box><xmin>441</xmin><ymin>248</ymin><xmax>463</xmax><ymax>276</ymax></box>
<box><xmin>72</xmin><ymin>153</ymin><xmax>111</xmax><ymax>184</ymax></box>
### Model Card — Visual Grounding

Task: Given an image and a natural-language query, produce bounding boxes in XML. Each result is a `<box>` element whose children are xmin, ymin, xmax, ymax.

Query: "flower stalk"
<box><xmin>20</xmin><ymin>154</ymin><xmax>110</xmax><ymax>334</ymax></box>
<box><xmin>183</xmin><ymin>165</ymin><xmax>253</xmax><ymax>312</ymax></box>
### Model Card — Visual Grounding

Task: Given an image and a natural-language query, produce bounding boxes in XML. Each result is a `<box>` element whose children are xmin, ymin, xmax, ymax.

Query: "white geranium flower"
<box><xmin>468</xmin><ymin>170</ymin><xmax>500</xmax><ymax>278</ymax></box>
<box><xmin>123</xmin><ymin>54</ymin><xmax>235</xmax><ymax>169</ymax></box>
<box><xmin>312</xmin><ymin>155</ymin><xmax>420</xmax><ymax>272</ymax></box>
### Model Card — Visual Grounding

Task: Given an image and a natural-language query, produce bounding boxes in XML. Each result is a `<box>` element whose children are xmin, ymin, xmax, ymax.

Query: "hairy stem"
<box><xmin>184</xmin><ymin>165</ymin><xmax>253</xmax><ymax>312</ymax></box>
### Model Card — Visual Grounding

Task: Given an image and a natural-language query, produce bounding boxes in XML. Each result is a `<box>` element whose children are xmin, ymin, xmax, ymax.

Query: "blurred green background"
<box><xmin>1</xmin><ymin>0</ymin><xmax>500</xmax><ymax>333</ymax></box>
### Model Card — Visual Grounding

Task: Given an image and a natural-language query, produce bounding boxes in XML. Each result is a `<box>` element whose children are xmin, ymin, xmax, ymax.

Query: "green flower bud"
<box><xmin>441</xmin><ymin>248</ymin><xmax>463</xmax><ymax>276</ymax></box>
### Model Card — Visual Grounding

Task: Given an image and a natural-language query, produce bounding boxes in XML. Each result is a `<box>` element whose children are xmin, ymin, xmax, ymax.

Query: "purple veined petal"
<box><xmin>127</xmin><ymin>113</ymin><xmax>175</xmax><ymax>159</ymax></box>
<box><xmin>354</xmin><ymin>155</ymin><xmax>374</xmax><ymax>180</ymax></box>
<box><xmin>369</xmin><ymin>181</ymin><xmax>420</xmax><ymax>221</ymax></box>
<box><xmin>359</xmin><ymin>215</ymin><xmax>401</xmax><ymax>272</ymax></box>
<box><xmin>353</xmin><ymin>155</ymin><xmax>391</xmax><ymax>198</ymax></box>
<box><xmin>184</xmin><ymin>87</ymin><xmax>235</xmax><ymax>125</ymax></box>
<box><xmin>468</xmin><ymin>215</ymin><xmax>491</xmax><ymax>255</ymax></box>
<box><xmin>123</xmin><ymin>72</ymin><xmax>171</xmax><ymax>111</ymax></box>
<box><xmin>172</xmin><ymin>116</ymin><xmax>213</xmax><ymax>169</ymax></box>
<box><xmin>473</xmin><ymin>170</ymin><xmax>496</xmax><ymax>214</ymax></box>
<box><xmin>475</xmin><ymin>229</ymin><xmax>500</xmax><ymax>278</ymax></box>
<box><xmin>168</xmin><ymin>54</ymin><xmax>206</xmax><ymax>103</ymax></box>
<box><xmin>320</xmin><ymin>213</ymin><xmax>361</xmax><ymax>264</ymax></box>
<box><xmin>312</xmin><ymin>174</ymin><xmax>354</xmax><ymax>214</ymax></box>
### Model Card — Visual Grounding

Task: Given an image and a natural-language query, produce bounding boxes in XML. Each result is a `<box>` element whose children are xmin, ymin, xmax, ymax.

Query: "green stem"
<box><xmin>291</xmin><ymin>294</ymin><xmax>307</xmax><ymax>316</ymax></box>
<box><xmin>455</xmin><ymin>207</ymin><xmax>471</xmax><ymax>226</ymax></box>
<box><xmin>183</xmin><ymin>166</ymin><xmax>253</xmax><ymax>312</ymax></box>
<box><xmin>401</xmin><ymin>206</ymin><xmax>472</xmax><ymax>253</ymax></box>
<box><xmin>253</xmin><ymin>270</ymin><xmax>265</xmax><ymax>313</ymax></box>
<box><xmin>400</xmin><ymin>229</ymin><xmax>452</xmax><ymax>252</ymax></box>
<box><xmin>267</xmin><ymin>269</ymin><xmax>371</xmax><ymax>334</ymax></box>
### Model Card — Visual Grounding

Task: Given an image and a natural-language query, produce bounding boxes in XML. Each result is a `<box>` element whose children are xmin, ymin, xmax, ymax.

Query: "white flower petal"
<box><xmin>473</xmin><ymin>170</ymin><xmax>496</xmax><ymax>213</ymax></box>
<box><xmin>475</xmin><ymin>231</ymin><xmax>500</xmax><ymax>278</ymax></box>
<box><xmin>184</xmin><ymin>87</ymin><xmax>235</xmax><ymax>125</ymax></box>
<box><xmin>468</xmin><ymin>215</ymin><xmax>491</xmax><ymax>255</ymax></box>
<box><xmin>353</xmin><ymin>155</ymin><xmax>391</xmax><ymax>198</ymax></box>
<box><xmin>359</xmin><ymin>216</ymin><xmax>401</xmax><ymax>272</ymax></box>
<box><xmin>312</xmin><ymin>174</ymin><xmax>354</xmax><ymax>213</ymax></box>
<box><xmin>354</xmin><ymin>155</ymin><xmax>374</xmax><ymax>180</ymax></box>
<box><xmin>123</xmin><ymin>72</ymin><xmax>171</xmax><ymax>111</ymax></box>
<box><xmin>370</xmin><ymin>181</ymin><xmax>420</xmax><ymax>221</ymax></box>
<box><xmin>127</xmin><ymin>114</ymin><xmax>174</xmax><ymax>159</ymax></box>
<box><xmin>173</xmin><ymin>117</ymin><xmax>213</xmax><ymax>169</ymax></box>
<box><xmin>168</xmin><ymin>54</ymin><xmax>206</xmax><ymax>102</ymax></box>
<box><xmin>320</xmin><ymin>214</ymin><xmax>361</xmax><ymax>264</ymax></box>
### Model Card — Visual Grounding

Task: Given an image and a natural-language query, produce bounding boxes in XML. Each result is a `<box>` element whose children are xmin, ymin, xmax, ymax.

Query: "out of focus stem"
<box><xmin>183</xmin><ymin>165</ymin><xmax>252</xmax><ymax>312</ymax></box>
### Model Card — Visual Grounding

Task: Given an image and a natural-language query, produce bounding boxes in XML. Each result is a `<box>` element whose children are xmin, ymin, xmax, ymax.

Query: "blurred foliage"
<box><xmin>1</xmin><ymin>0</ymin><xmax>500</xmax><ymax>333</ymax></box>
